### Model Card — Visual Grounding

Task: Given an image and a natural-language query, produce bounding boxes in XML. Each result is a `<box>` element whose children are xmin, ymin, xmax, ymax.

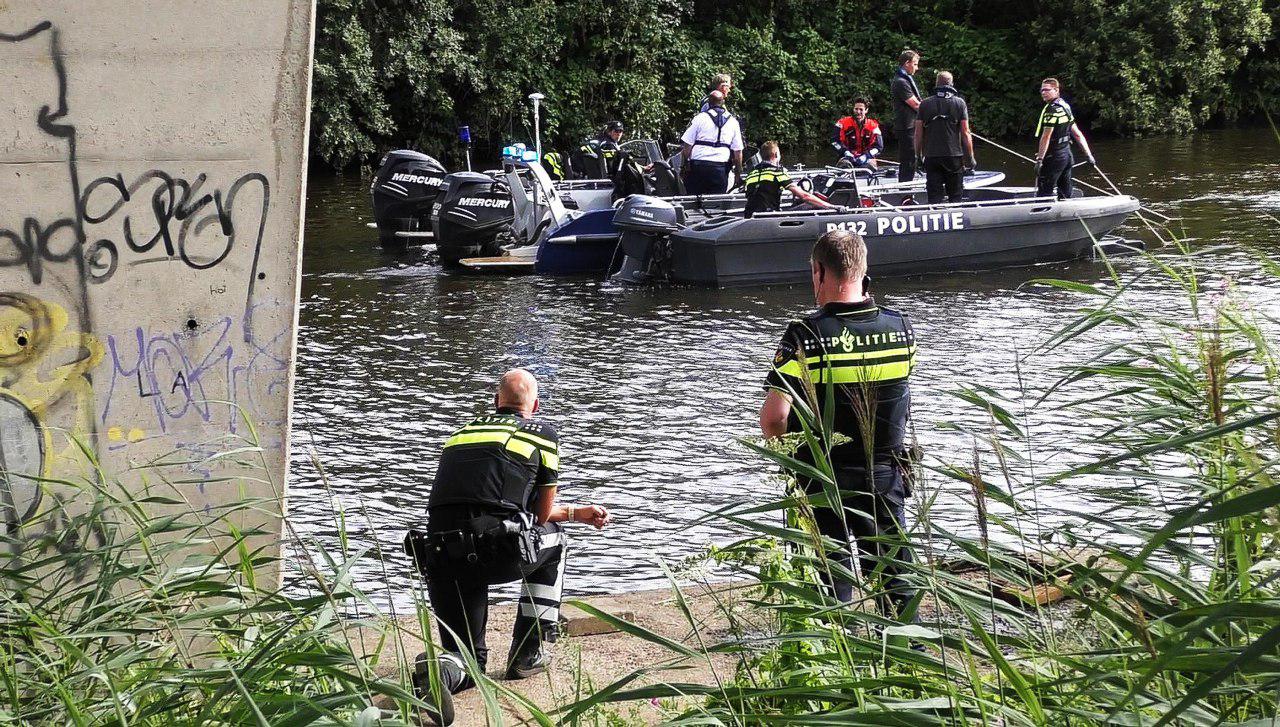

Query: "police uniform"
<box><xmin>1036</xmin><ymin>98</ymin><xmax>1075</xmax><ymax>199</ymax></box>
<box><xmin>765</xmin><ymin>298</ymin><xmax>918</xmax><ymax>615</ymax></box>
<box><xmin>680</xmin><ymin>106</ymin><xmax>744</xmax><ymax>195</ymax></box>
<box><xmin>831</xmin><ymin>115</ymin><xmax>884</xmax><ymax>167</ymax></box>
<box><xmin>918</xmin><ymin>84</ymin><xmax>969</xmax><ymax>204</ymax></box>
<box><xmin>742</xmin><ymin>161</ymin><xmax>793</xmax><ymax>217</ymax></box>
<box><xmin>416</xmin><ymin>407</ymin><xmax>566</xmax><ymax>679</ymax></box>
<box><xmin>890</xmin><ymin>68</ymin><xmax>923</xmax><ymax>183</ymax></box>
<box><xmin>572</xmin><ymin>135</ymin><xmax>620</xmax><ymax>180</ymax></box>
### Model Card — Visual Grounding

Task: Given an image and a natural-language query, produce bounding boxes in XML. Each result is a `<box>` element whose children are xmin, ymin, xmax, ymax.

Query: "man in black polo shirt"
<box><xmin>890</xmin><ymin>49</ymin><xmax>923</xmax><ymax>183</ymax></box>
<box><xmin>914</xmin><ymin>70</ymin><xmax>975</xmax><ymax>204</ymax></box>
<box><xmin>759</xmin><ymin>230</ymin><xmax>918</xmax><ymax>618</ymax></box>
<box><xmin>407</xmin><ymin>369</ymin><xmax>611</xmax><ymax>725</ymax></box>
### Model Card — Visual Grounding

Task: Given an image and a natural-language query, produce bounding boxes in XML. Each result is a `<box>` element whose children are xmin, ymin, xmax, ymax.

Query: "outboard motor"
<box><xmin>431</xmin><ymin>171</ymin><xmax>516</xmax><ymax>266</ymax></box>
<box><xmin>370</xmin><ymin>150</ymin><xmax>448</xmax><ymax>248</ymax></box>
<box><xmin>610</xmin><ymin>195</ymin><xmax>686</xmax><ymax>283</ymax></box>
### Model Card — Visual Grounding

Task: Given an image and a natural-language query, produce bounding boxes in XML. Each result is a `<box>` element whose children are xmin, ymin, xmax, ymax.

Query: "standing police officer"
<box><xmin>759</xmin><ymin>230</ymin><xmax>918</xmax><ymax>618</ymax></box>
<box><xmin>890</xmin><ymin>50</ymin><xmax>923</xmax><ymax>183</ymax></box>
<box><xmin>1034</xmin><ymin>77</ymin><xmax>1096</xmax><ymax>200</ymax></box>
<box><xmin>914</xmin><ymin>71</ymin><xmax>976</xmax><ymax>204</ymax></box>
<box><xmin>680</xmin><ymin>90</ymin><xmax>745</xmax><ymax>195</ymax></box>
<box><xmin>743</xmin><ymin>141</ymin><xmax>838</xmax><ymax>217</ymax></box>
<box><xmin>408</xmin><ymin>369</ymin><xmax>611</xmax><ymax>725</ymax></box>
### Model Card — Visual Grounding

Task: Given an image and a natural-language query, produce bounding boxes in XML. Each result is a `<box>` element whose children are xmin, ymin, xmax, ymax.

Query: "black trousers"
<box><xmin>685</xmin><ymin>159</ymin><xmax>729</xmax><ymax>195</ymax></box>
<box><xmin>425</xmin><ymin>507</ymin><xmax>567</xmax><ymax>670</ymax></box>
<box><xmin>924</xmin><ymin>156</ymin><xmax>964</xmax><ymax>204</ymax></box>
<box><xmin>806</xmin><ymin>465</ymin><xmax>915</xmax><ymax>618</ymax></box>
<box><xmin>1038</xmin><ymin>147</ymin><xmax>1074</xmax><ymax>200</ymax></box>
<box><xmin>895</xmin><ymin>130</ymin><xmax>916</xmax><ymax>182</ymax></box>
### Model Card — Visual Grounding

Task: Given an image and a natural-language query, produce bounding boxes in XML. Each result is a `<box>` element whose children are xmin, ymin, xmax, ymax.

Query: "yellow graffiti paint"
<box><xmin>107</xmin><ymin>426</ymin><xmax>124</xmax><ymax>441</ymax></box>
<box><xmin>0</xmin><ymin>293</ymin><xmax>105</xmax><ymax>501</ymax></box>
<box><xmin>127</xmin><ymin>428</ymin><xmax>145</xmax><ymax>443</ymax></box>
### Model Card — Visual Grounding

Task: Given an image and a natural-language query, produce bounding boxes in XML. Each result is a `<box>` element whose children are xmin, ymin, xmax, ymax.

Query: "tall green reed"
<box><xmin>558</xmin><ymin>242</ymin><xmax>1280</xmax><ymax>725</ymax></box>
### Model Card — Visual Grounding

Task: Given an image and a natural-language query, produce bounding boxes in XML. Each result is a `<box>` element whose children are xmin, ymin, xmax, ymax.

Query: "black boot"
<box><xmin>505</xmin><ymin>641</ymin><xmax>550</xmax><ymax>680</ymax></box>
<box><xmin>413</xmin><ymin>652</ymin><xmax>470</xmax><ymax>726</ymax></box>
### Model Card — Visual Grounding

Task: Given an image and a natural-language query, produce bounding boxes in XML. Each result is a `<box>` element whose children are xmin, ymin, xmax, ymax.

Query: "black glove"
<box><xmin>1033</xmin><ymin>158</ymin><xmax>1043</xmax><ymax>178</ymax></box>
<box><xmin>963</xmin><ymin>154</ymin><xmax>976</xmax><ymax>171</ymax></box>
<box><xmin>1087</xmin><ymin>153</ymin><xmax>1097</xmax><ymax>166</ymax></box>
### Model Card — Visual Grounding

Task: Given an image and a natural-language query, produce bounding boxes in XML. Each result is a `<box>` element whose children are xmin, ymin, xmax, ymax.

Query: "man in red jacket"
<box><xmin>832</xmin><ymin>98</ymin><xmax>884</xmax><ymax>170</ymax></box>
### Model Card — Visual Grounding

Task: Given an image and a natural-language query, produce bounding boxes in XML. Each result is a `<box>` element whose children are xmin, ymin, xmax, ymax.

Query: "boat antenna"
<box><xmin>528</xmin><ymin>92</ymin><xmax>546</xmax><ymax>162</ymax></box>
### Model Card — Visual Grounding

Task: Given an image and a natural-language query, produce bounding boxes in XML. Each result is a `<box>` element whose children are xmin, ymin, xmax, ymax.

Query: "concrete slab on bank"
<box><xmin>356</xmin><ymin>582</ymin><xmax>746</xmax><ymax>726</ymax></box>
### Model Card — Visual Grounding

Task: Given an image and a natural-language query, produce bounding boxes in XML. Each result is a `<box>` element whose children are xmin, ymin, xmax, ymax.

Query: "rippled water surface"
<box><xmin>292</xmin><ymin>129</ymin><xmax>1280</xmax><ymax>606</ymax></box>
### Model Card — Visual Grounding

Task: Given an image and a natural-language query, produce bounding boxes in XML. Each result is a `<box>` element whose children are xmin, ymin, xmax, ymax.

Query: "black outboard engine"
<box><xmin>370</xmin><ymin>150</ymin><xmax>448</xmax><ymax>248</ymax></box>
<box><xmin>431</xmin><ymin>171</ymin><xmax>516</xmax><ymax>266</ymax></box>
<box><xmin>610</xmin><ymin>195</ymin><xmax>686</xmax><ymax>283</ymax></box>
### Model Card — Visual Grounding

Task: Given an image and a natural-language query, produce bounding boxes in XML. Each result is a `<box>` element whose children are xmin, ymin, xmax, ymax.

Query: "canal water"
<box><xmin>292</xmin><ymin>128</ymin><xmax>1280</xmax><ymax>607</ymax></box>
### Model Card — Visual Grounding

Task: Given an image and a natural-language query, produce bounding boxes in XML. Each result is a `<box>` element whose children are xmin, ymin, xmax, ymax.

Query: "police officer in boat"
<box><xmin>1034</xmin><ymin>77</ymin><xmax>1097</xmax><ymax>200</ymax></box>
<box><xmin>680</xmin><ymin>90</ymin><xmax>745</xmax><ymax>195</ymax></box>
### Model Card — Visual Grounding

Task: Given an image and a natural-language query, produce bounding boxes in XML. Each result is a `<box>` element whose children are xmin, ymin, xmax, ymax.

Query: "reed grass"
<box><xmin>557</xmin><ymin>239</ymin><xmax>1280</xmax><ymax>725</ymax></box>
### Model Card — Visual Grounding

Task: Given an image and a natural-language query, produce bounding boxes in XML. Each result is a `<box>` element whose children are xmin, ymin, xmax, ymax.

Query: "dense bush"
<box><xmin>309</xmin><ymin>0</ymin><xmax>1275</xmax><ymax>170</ymax></box>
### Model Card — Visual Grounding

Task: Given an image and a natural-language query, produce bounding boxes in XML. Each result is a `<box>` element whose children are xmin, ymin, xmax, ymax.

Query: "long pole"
<box><xmin>529</xmin><ymin>92</ymin><xmax>545</xmax><ymax>161</ymax></box>
<box><xmin>972</xmin><ymin>132</ymin><xmax>1174</xmax><ymax>222</ymax></box>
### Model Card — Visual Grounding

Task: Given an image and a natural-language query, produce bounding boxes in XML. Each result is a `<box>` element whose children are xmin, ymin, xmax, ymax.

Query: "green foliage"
<box><xmin>311</xmin><ymin>0</ymin><xmax>1275</xmax><ymax>170</ymax></box>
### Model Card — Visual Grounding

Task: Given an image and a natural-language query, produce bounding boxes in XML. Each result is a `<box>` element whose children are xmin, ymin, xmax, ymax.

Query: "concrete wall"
<box><xmin>0</xmin><ymin>3</ymin><xmax>314</xmax><ymax>573</ymax></box>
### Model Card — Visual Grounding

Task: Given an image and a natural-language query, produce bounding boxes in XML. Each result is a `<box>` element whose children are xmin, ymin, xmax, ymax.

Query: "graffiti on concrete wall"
<box><xmin>0</xmin><ymin>17</ymin><xmax>298</xmax><ymax>545</ymax></box>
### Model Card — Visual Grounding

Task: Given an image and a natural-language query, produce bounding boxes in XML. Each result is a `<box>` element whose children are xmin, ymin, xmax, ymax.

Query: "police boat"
<box><xmin>369</xmin><ymin>149</ymin><xmax>449</xmax><ymax>248</ymax></box>
<box><xmin>533</xmin><ymin>166</ymin><xmax>1006</xmax><ymax>276</ymax></box>
<box><xmin>608</xmin><ymin>187</ymin><xmax>1141</xmax><ymax>286</ymax></box>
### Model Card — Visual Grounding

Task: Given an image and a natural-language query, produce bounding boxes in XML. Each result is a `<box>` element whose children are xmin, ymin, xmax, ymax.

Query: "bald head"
<box><xmin>497</xmin><ymin>368</ymin><xmax>539</xmax><ymax>415</ymax></box>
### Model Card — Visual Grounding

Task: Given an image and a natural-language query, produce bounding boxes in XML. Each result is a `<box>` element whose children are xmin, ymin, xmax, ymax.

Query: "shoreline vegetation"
<box><xmin>310</xmin><ymin>0</ymin><xmax>1278</xmax><ymax>171</ymax></box>
<box><xmin>5</xmin><ymin>227</ymin><xmax>1280</xmax><ymax>723</ymax></box>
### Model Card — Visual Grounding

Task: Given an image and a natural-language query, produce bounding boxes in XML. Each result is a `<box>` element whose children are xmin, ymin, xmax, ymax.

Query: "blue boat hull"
<box><xmin>535</xmin><ymin>210</ymin><xmax>622</xmax><ymax>274</ymax></box>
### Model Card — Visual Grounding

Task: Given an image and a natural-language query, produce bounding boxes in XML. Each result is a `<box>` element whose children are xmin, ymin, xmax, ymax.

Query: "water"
<box><xmin>291</xmin><ymin>128</ymin><xmax>1280</xmax><ymax>607</ymax></box>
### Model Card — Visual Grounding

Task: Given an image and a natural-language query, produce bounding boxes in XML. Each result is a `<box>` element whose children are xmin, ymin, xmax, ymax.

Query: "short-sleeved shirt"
<box><xmin>890</xmin><ymin>68</ymin><xmax>923</xmax><ymax>131</ymax></box>
<box><xmin>1036</xmin><ymin>98</ymin><xmax>1075</xmax><ymax>148</ymax></box>
<box><xmin>743</xmin><ymin>161</ymin><xmax>792</xmax><ymax>216</ymax></box>
<box><xmin>681</xmin><ymin>108</ymin><xmax>745</xmax><ymax>163</ymax></box>
<box><xmin>428</xmin><ymin>408</ymin><xmax>560</xmax><ymax>514</ymax></box>
<box><xmin>918</xmin><ymin>86</ymin><xmax>969</xmax><ymax>158</ymax></box>
<box><xmin>765</xmin><ymin>298</ymin><xmax>915</xmax><ymax>471</ymax></box>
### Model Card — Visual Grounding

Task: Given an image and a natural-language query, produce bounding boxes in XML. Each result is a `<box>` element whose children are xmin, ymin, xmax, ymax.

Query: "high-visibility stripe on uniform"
<box><xmin>505</xmin><ymin>438</ymin><xmax>536</xmax><ymax>459</ymax></box>
<box><xmin>541</xmin><ymin>450</ymin><xmax>560</xmax><ymax>471</ymax></box>
<box><xmin>444</xmin><ymin>431</ymin><xmax>512</xmax><ymax>448</ymax></box>
<box><xmin>511</xmin><ymin>430</ymin><xmax>557</xmax><ymax>451</ymax></box>
<box><xmin>744</xmin><ymin>170</ymin><xmax>791</xmax><ymax>185</ymax></box>
<box><xmin>777</xmin><ymin>346</ymin><xmax>915</xmax><ymax>383</ymax></box>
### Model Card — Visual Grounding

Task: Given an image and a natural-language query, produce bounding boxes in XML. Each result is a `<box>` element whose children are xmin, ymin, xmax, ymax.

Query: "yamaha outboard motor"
<box><xmin>370</xmin><ymin>150</ymin><xmax>448</xmax><ymax>248</ymax></box>
<box><xmin>431</xmin><ymin>171</ymin><xmax>516</xmax><ymax>266</ymax></box>
<box><xmin>610</xmin><ymin>195</ymin><xmax>686</xmax><ymax>283</ymax></box>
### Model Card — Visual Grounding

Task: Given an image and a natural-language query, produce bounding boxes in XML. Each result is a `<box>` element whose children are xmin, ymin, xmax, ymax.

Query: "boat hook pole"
<box><xmin>972</xmin><ymin>132</ymin><xmax>1173</xmax><ymax>222</ymax></box>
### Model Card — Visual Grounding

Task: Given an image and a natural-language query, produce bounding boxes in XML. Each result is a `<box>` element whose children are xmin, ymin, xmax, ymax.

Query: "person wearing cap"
<box><xmin>573</xmin><ymin>121</ymin><xmax>627</xmax><ymax>179</ymax></box>
<box><xmin>890</xmin><ymin>50</ymin><xmax>923</xmax><ymax>183</ymax></box>
<box><xmin>680</xmin><ymin>90</ymin><xmax>745</xmax><ymax>195</ymax></box>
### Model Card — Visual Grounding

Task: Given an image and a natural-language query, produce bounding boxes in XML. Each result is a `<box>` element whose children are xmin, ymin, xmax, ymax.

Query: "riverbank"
<box><xmin>356</xmin><ymin>583</ymin><xmax>745</xmax><ymax>725</ymax></box>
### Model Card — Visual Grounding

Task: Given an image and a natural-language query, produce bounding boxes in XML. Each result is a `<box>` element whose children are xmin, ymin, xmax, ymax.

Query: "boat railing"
<box><xmin>749</xmin><ymin>194</ymin><xmax>1067</xmax><ymax>220</ymax></box>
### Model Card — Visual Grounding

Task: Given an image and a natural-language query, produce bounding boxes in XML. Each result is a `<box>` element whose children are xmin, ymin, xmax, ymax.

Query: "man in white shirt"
<box><xmin>680</xmin><ymin>91</ymin><xmax>745</xmax><ymax>195</ymax></box>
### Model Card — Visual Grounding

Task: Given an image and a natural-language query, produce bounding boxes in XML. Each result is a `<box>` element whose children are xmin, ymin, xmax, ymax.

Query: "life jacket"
<box><xmin>834</xmin><ymin>116</ymin><xmax>882</xmax><ymax>156</ymax></box>
<box><xmin>1035</xmin><ymin>98</ymin><xmax>1075</xmax><ymax>148</ymax></box>
<box><xmin>693</xmin><ymin>107</ymin><xmax>734</xmax><ymax>148</ymax></box>
<box><xmin>542</xmin><ymin>151</ymin><xmax>568</xmax><ymax>181</ymax></box>
<box><xmin>743</xmin><ymin>161</ymin><xmax>792</xmax><ymax>217</ymax></box>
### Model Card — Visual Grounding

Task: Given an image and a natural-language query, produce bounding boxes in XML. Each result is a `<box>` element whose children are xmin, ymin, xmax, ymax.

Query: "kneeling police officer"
<box><xmin>406</xmin><ymin>369</ymin><xmax>611</xmax><ymax>725</ymax></box>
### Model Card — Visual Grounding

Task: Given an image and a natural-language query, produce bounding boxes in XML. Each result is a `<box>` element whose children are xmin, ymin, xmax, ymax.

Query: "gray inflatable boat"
<box><xmin>610</xmin><ymin>187</ymin><xmax>1141</xmax><ymax>285</ymax></box>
